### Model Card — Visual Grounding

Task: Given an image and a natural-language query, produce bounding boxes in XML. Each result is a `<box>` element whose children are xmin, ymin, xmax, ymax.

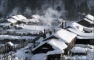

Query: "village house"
<box><xmin>32</xmin><ymin>29</ymin><xmax>77</xmax><ymax>60</ymax></box>
<box><xmin>55</xmin><ymin>29</ymin><xmax>77</xmax><ymax>55</ymax></box>
<box><xmin>32</xmin><ymin>38</ymin><xmax>67</xmax><ymax>60</ymax></box>
<box><xmin>67</xmin><ymin>22</ymin><xmax>94</xmax><ymax>45</ymax></box>
<box><xmin>67</xmin><ymin>14</ymin><xmax>94</xmax><ymax>45</ymax></box>
<box><xmin>71</xmin><ymin>46</ymin><xmax>87</xmax><ymax>56</ymax></box>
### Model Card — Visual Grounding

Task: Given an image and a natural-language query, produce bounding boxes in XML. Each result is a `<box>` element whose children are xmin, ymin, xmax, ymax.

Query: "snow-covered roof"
<box><xmin>84</xmin><ymin>14</ymin><xmax>94</xmax><ymax>24</ymax></box>
<box><xmin>0</xmin><ymin>35</ymin><xmax>35</xmax><ymax>40</ymax></box>
<box><xmin>7</xmin><ymin>15</ymin><xmax>27</xmax><ymax>23</ymax></box>
<box><xmin>32</xmin><ymin>39</ymin><xmax>67</xmax><ymax>51</ymax></box>
<box><xmin>15</xmin><ymin>24</ymin><xmax>51</xmax><ymax>31</ymax></box>
<box><xmin>0</xmin><ymin>23</ymin><xmax>11</xmax><ymax>26</ymax></box>
<box><xmin>67</xmin><ymin>28</ymin><xmax>94</xmax><ymax>39</ymax></box>
<box><xmin>71</xmin><ymin>47</ymin><xmax>87</xmax><ymax>53</ymax></box>
<box><xmin>70</xmin><ymin>22</ymin><xmax>84</xmax><ymax>32</ymax></box>
<box><xmin>55</xmin><ymin>29</ymin><xmax>77</xmax><ymax>43</ymax></box>
<box><xmin>46</xmin><ymin>50</ymin><xmax>64</xmax><ymax>55</ymax></box>
<box><xmin>71</xmin><ymin>56</ymin><xmax>87</xmax><ymax>60</ymax></box>
<box><xmin>48</xmin><ymin>39</ymin><xmax>67</xmax><ymax>50</ymax></box>
<box><xmin>31</xmin><ymin>53</ymin><xmax>47</xmax><ymax>60</ymax></box>
<box><xmin>84</xmin><ymin>18</ymin><xmax>94</xmax><ymax>24</ymax></box>
<box><xmin>75</xmin><ymin>44</ymin><xmax>94</xmax><ymax>49</ymax></box>
<box><xmin>85</xmin><ymin>14</ymin><xmax>94</xmax><ymax>21</ymax></box>
<box><xmin>17</xmin><ymin>15</ymin><xmax>27</xmax><ymax>20</ymax></box>
<box><xmin>28</xmin><ymin>19</ymin><xmax>40</xmax><ymax>22</ymax></box>
<box><xmin>6</xmin><ymin>42</ymin><xmax>14</xmax><ymax>46</ymax></box>
<box><xmin>32</xmin><ymin>15</ymin><xmax>40</xmax><ymax>19</ymax></box>
<box><xmin>7</xmin><ymin>18</ymin><xmax>17</xmax><ymax>23</ymax></box>
<box><xmin>11</xmin><ymin>15</ymin><xmax>27</xmax><ymax>20</ymax></box>
<box><xmin>12</xmin><ymin>15</ymin><xmax>20</xmax><ymax>20</ymax></box>
<box><xmin>77</xmin><ymin>35</ymin><xmax>94</xmax><ymax>39</ymax></box>
<box><xmin>70</xmin><ymin>21</ymin><xmax>94</xmax><ymax>32</ymax></box>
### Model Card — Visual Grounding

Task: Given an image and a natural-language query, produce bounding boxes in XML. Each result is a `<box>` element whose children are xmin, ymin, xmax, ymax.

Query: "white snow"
<box><xmin>12</xmin><ymin>15</ymin><xmax>20</xmax><ymax>20</ymax></box>
<box><xmin>32</xmin><ymin>41</ymin><xmax>46</xmax><ymax>51</ymax></box>
<box><xmin>85</xmin><ymin>14</ymin><xmax>94</xmax><ymax>21</ymax></box>
<box><xmin>11</xmin><ymin>15</ymin><xmax>27</xmax><ymax>21</ymax></box>
<box><xmin>28</xmin><ymin>19</ymin><xmax>40</xmax><ymax>22</ymax></box>
<box><xmin>7</xmin><ymin>15</ymin><xmax>27</xmax><ymax>23</ymax></box>
<box><xmin>0</xmin><ymin>23</ymin><xmax>11</xmax><ymax>26</ymax></box>
<box><xmin>0</xmin><ymin>35</ymin><xmax>35</xmax><ymax>40</ymax></box>
<box><xmin>69</xmin><ymin>20</ymin><xmax>94</xmax><ymax>32</ymax></box>
<box><xmin>15</xmin><ymin>43</ymin><xmax>33</xmax><ymax>60</ymax></box>
<box><xmin>16</xmin><ymin>15</ymin><xmax>27</xmax><ymax>20</ymax></box>
<box><xmin>70</xmin><ymin>22</ymin><xmax>84</xmax><ymax>32</ymax></box>
<box><xmin>7</xmin><ymin>28</ymin><xmax>38</xmax><ymax>34</ymax></box>
<box><xmin>55</xmin><ymin>29</ymin><xmax>77</xmax><ymax>43</ymax></box>
<box><xmin>71</xmin><ymin>56</ymin><xmax>87</xmax><ymax>60</ymax></box>
<box><xmin>6</xmin><ymin>42</ymin><xmax>14</xmax><ymax>46</ymax></box>
<box><xmin>67</xmin><ymin>27</ymin><xmax>94</xmax><ymax>37</ymax></box>
<box><xmin>48</xmin><ymin>39</ymin><xmax>67</xmax><ymax>50</ymax></box>
<box><xmin>14</xmin><ymin>57</ymin><xmax>19</xmax><ymax>60</ymax></box>
<box><xmin>7</xmin><ymin>18</ymin><xmax>17</xmax><ymax>23</ymax></box>
<box><xmin>32</xmin><ymin>14</ymin><xmax>40</xmax><ymax>19</ymax></box>
<box><xmin>46</xmin><ymin>50</ymin><xmax>64</xmax><ymax>55</ymax></box>
<box><xmin>75</xmin><ymin>44</ymin><xmax>94</xmax><ymax>49</ymax></box>
<box><xmin>84</xmin><ymin>18</ymin><xmax>94</xmax><ymax>24</ymax></box>
<box><xmin>71</xmin><ymin>47</ymin><xmax>87</xmax><ymax>53</ymax></box>
<box><xmin>84</xmin><ymin>14</ymin><xmax>94</xmax><ymax>24</ymax></box>
<box><xmin>31</xmin><ymin>53</ymin><xmax>47</xmax><ymax>60</ymax></box>
<box><xmin>15</xmin><ymin>24</ymin><xmax>51</xmax><ymax>31</ymax></box>
<box><xmin>32</xmin><ymin>39</ymin><xmax>67</xmax><ymax>51</ymax></box>
<box><xmin>36</xmin><ymin>37</ymin><xmax>44</xmax><ymax>43</ymax></box>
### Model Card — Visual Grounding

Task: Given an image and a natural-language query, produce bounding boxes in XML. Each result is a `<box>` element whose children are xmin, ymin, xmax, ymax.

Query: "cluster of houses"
<box><xmin>31</xmin><ymin>29</ymin><xmax>77</xmax><ymax>60</ymax></box>
<box><xmin>0</xmin><ymin>14</ymin><xmax>94</xmax><ymax>60</ymax></box>
<box><xmin>31</xmin><ymin>14</ymin><xmax>94</xmax><ymax>60</ymax></box>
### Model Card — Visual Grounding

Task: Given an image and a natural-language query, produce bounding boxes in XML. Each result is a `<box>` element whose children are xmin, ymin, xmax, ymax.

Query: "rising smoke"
<box><xmin>0</xmin><ymin>0</ymin><xmax>94</xmax><ymax>20</ymax></box>
<box><xmin>40</xmin><ymin>8</ymin><xmax>62</xmax><ymax>26</ymax></box>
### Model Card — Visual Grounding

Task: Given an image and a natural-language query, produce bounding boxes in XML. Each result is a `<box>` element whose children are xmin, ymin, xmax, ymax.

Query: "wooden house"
<box><xmin>46</xmin><ymin>50</ymin><xmax>64</xmax><ymax>60</ymax></box>
<box><xmin>55</xmin><ymin>29</ymin><xmax>77</xmax><ymax>55</ymax></box>
<box><xmin>32</xmin><ymin>38</ymin><xmax>67</xmax><ymax>54</ymax></box>
<box><xmin>32</xmin><ymin>29</ymin><xmax>77</xmax><ymax>58</ymax></box>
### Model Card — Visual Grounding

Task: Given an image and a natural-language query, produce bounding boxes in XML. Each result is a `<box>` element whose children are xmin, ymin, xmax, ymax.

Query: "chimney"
<box><xmin>62</xmin><ymin>22</ymin><xmax>63</xmax><ymax>28</ymax></box>
<box><xmin>64</xmin><ymin>21</ymin><xmax>66</xmax><ymax>28</ymax></box>
<box><xmin>43</xmin><ymin>29</ymin><xmax>46</xmax><ymax>39</ymax></box>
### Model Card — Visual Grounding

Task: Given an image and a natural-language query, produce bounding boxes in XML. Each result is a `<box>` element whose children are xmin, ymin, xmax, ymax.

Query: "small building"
<box><xmin>5</xmin><ymin>42</ymin><xmax>14</xmax><ymax>47</ymax></box>
<box><xmin>32</xmin><ymin>38</ymin><xmax>67</xmax><ymax>54</ymax></box>
<box><xmin>32</xmin><ymin>38</ymin><xmax>68</xmax><ymax>60</ymax></box>
<box><xmin>46</xmin><ymin>50</ymin><xmax>64</xmax><ymax>60</ymax></box>
<box><xmin>55</xmin><ymin>29</ymin><xmax>77</xmax><ymax>55</ymax></box>
<box><xmin>71</xmin><ymin>47</ymin><xmax>87</xmax><ymax>56</ymax></box>
<box><xmin>5</xmin><ymin>42</ymin><xmax>14</xmax><ymax>51</ymax></box>
<box><xmin>67</xmin><ymin>22</ymin><xmax>94</xmax><ymax>45</ymax></box>
<box><xmin>67</xmin><ymin>14</ymin><xmax>94</xmax><ymax>45</ymax></box>
<box><xmin>31</xmin><ymin>53</ymin><xmax>47</xmax><ymax>60</ymax></box>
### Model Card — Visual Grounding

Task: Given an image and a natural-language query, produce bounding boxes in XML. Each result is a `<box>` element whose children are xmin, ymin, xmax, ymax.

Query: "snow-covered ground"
<box><xmin>0</xmin><ymin>43</ymin><xmax>33</xmax><ymax>60</ymax></box>
<box><xmin>0</xmin><ymin>23</ymin><xmax>11</xmax><ymax>26</ymax></box>
<box><xmin>7</xmin><ymin>24</ymin><xmax>52</xmax><ymax>34</ymax></box>
<box><xmin>0</xmin><ymin>14</ymin><xmax>94</xmax><ymax>60</ymax></box>
<box><xmin>31</xmin><ymin>53</ymin><xmax>47</xmax><ymax>60</ymax></box>
<box><xmin>14</xmin><ymin>43</ymin><xmax>33</xmax><ymax>60</ymax></box>
<box><xmin>0</xmin><ymin>35</ymin><xmax>36</xmax><ymax>40</ymax></box>
<box><xmin>69</xmin><ymin>44</ymin><xmax>94</xmax><ymax>60</ymax></box>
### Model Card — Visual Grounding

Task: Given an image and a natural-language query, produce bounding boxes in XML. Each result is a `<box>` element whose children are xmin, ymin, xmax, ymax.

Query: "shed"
<box><xmin>5</xmin><ymin>42</ymin><xmax>14</xmax><ymax>47</ymax></box>
<box><xmin>5</xmin><ymin>42</ymin><xmax>14</xmax><ymax>52</ymax></box>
